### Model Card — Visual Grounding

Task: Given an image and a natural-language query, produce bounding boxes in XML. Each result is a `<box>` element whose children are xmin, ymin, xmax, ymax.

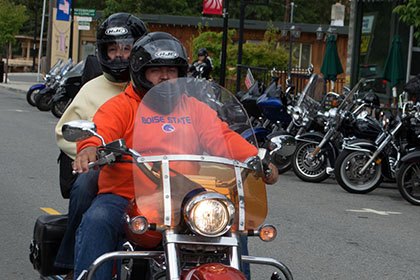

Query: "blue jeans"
<box><xmin>241</xmin><ymin>236</ymin><xmax>251</xmax><ymax>280</ymax></box>
<box><xmin>74</xmin><ymin>193</ymin><xmax>128</xmax><ymax>280</ymax></box>
<box><xmin>55</xmin><ymin>169</ymin><xmax>99</xmax><ymax>269</ymax></box>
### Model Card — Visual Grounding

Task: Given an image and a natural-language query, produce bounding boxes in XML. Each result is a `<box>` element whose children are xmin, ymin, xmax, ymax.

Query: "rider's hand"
<box><xmin>73</xmin><ymin>146</ymin><xmax>97</xmax><ymax>174</ymax></box>
<box><xmin>263</xmin><ymin>162</ymin><xmax>278</xmax><ymax>185</ymax></box>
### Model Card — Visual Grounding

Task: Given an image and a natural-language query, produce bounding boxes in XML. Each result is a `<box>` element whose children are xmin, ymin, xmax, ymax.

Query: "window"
<box><xmin>280</xmin><ymin>42</ymin><xmax>312</xmax><ymax>69</ymax></box>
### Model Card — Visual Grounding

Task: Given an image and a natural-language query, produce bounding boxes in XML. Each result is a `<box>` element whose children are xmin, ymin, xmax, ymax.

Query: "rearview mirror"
<box><xmin>62</xmin><ymin>120</ymin><xmax>98</xmax><ymax>142</ymax></box>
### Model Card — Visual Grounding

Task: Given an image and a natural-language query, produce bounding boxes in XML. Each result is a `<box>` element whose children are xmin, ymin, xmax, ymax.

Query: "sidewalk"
<box><xmin>0</xmin><ymin>72</ymin><xmax>44</xmax><ymax>94</ymax></box>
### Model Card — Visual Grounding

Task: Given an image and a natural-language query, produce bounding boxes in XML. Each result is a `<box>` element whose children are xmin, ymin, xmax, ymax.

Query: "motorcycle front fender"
<box><xmin>29</xmin><ymin>84</ymin><xmax>46</xmax><ymax>91</ymax></box>
<box><xmin>267</xmin><ymin>131</ymin><xmax>296</xmax><ymax>157</ymax></box>
<box><xmin>51</xmin><ymin>88</ymin><xmax>67</xmax><ymax>103</ymax></box>
<box><xmin>296</xmin><ymin>131</ymin><xmax>338</xmax><ymax>166</ymax></box>
<box><xmin>241</xmin><ymin>127</ymin><xmax>271</xmax><ymax>142</ymax></box>
<box><xmin>38</xmin><ymin>87</ymin><xmax>55</xmax><ymax>96</ymax></box>
<box><xmin>342</xmin><ymin>139</ymin><xmax>377</xmax><ymax>153</ymax></box>
<box><xmin>400</xmin><ymin>150</ymin><xmax>420</xmax><ymax>164</ymax></box>
<box><xmin>295</xmin><ymin>131</ymin><xmax>324</xmax><ymax>144</ymax></box>
<box><xmin>183</xmin><ymin>263</ymin><xmax>246</xmax><ymax>280</ymax></box>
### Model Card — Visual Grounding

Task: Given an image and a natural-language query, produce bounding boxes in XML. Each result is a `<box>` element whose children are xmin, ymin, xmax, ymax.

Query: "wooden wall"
<box><xmin>147</xmin><ymin>23</ymin><xmax>348</xmax><ymax>79</ymax></box>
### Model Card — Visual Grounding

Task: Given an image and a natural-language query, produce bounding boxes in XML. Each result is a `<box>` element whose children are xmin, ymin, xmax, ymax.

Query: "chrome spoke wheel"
<box><xmin>340</xmin><ymin>151</ymin><xmax>381</xmax><ymax>192</ymax></box>
<box><xmin>295</xmin><ymin>143</ymin><xmax>327</xmax><ymax>178</ymax></box>
<box><xmin>398</xmin><ymin>162</ymin><xmax>420</xmax><ymax>205</ymax></box>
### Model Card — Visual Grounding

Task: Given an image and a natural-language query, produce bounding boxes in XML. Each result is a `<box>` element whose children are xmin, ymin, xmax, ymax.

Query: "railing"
<box><xmin>223</xmin><ymin>65</ymin><xmax>346</xmax><ymax>96</ymax></box>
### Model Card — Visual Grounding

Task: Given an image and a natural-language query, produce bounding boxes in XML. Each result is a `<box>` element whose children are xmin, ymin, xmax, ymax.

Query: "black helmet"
<box><xmin>363</xmin><ymin>91</ymin><xmax>380</xmax><ymax>107</ymax></box>
<box><xmin>197</xmin><ymin>48</ymin><xmax>208</xmax><ymax>57</ymax></box>
<box><xmin>97</xmin><ymin>13</ymin><xmax>147</xmax><ymax>82</ymax></box>
<box><xmin>129</xmin><ymin>32</ymin><xmax>189</xmax><ymax>91</ymax></box>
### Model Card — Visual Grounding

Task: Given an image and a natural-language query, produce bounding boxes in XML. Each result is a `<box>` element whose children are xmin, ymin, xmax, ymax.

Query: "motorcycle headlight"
<box><xmin>292</xmin><ymin>107</ymin><xmax>304</xmax><ymax>123</ymax></box>
<box><xmin>184</xmin><ymin>192</ymin><xmax>235</xmax><ymax>237</ymax></box>
<box><xmin>59</xmin><ymin>79</ymin><xmax>67</xmax><ymax>86</ymax></box>
<box><xmin>324</xmin><ymin>108</ymin><xmax>338</xmax><ymax>119</ymax></box>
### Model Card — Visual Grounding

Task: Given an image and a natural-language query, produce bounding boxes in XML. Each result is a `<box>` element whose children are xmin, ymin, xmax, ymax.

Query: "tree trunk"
<box><xmin>5</xmin><ymin>42</ymin><xmax>8</xmax><ymax>84</ymax></box>
<box><xmin>284</xmin><ymin>0</ymin><xmax>290</xmax><ymax>23</ymax></box>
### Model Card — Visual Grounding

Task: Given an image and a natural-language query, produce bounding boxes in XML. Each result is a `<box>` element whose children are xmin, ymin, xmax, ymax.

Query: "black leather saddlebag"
<box><xmin>29</xmin><ymin>214</ymin><xmax>70</xmax><ymax>276</ymax></box>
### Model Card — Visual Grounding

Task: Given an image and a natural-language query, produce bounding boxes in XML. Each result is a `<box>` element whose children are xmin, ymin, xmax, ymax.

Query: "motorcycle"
<box><xmin>260</xmin><ymin>69</ymin><xmax>327</xmax><ymax>175</ymax></box>
<box><xmin>50</xmin><ymin>60</ymin><xmax>86</xmax><ymax>118</ymax></box>
<box><xmin>292</xmin><ymin>78</ymin><xmax>384</xmax><ymax>183</ymax></box>
<box><xmin>240</xmin><ymin>75</ymin><xmax>295</xmax><ymax>174</ymax></box>
<box><xmin>35</xmin><ymin>58</ymin><xmax>74</xmax><ymax>112</ymax></box>
<box><xmin>26</xmin><ymin>59</ymin><xmax>63</xmax><ymax>106</ymax></box>
<box><xmin>32</xmin><ymin>78</ymin><xmax>293</xmax><ymax>280</ymax></box>
<box><xmin>335</xmin><ymin>92</ymin><xmax>420</xmax><ymax>194</ymax></box>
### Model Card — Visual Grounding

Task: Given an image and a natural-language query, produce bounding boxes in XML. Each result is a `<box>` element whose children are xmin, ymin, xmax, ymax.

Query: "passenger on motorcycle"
<box><xmin>72</xmin><ymin>32</ymin><xmax>278</xmax><ymax>279</ymax></box>
<box><xmin>54</xmin><ymin>12</ymin><xmax>147</xmax><ymax>274</ymax></box>
<box><xmin>188</xmin><ymin>48</ymin><xmax>213</xmax><ymax>80</ymax></box>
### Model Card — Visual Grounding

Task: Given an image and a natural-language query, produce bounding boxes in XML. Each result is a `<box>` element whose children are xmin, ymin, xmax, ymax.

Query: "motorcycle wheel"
<box><xmin>35</xmin><ymin>92</ymin><xmax>53</xmax><ymax>111</ymax></box>
<box><xmin>397</xmin><ymin>161</ymin><xmax>420</xmax><ymax>205</ymax></box>
<box><xmin>51</xmin><ymin>99</ymin><xmax>69</xmax><ymax>118</ymax></box>
<box><xmin>26</xmin><ymin>88</ymin><xmax>42</xmax><ymax>106</ymax></box>
<box><xmin>334</xmin><ymin>150</ymin><xmax>382</xmax><ymax>194</ymax></box>
<box><xmin>272</xmin><ymin>153</ymin><xmax>292</xmax><ymax>174</ymax></box>
<box><xmin>292</xmin><ymin>142</ymin><xmax>329</xmax><ymax>183</ymax></box>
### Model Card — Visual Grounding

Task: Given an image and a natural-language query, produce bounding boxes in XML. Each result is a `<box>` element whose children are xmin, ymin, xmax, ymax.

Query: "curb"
<box><xmin>0</xmin><ymin>84</ymin><xmax>30</xmax><ymax>94</ymax></box>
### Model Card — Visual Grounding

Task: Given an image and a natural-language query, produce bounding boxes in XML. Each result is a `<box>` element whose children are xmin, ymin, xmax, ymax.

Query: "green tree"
<box><xmin>191</xmin><ymin>26</ymin><xmax>288</xmax><ymax>82</ymax></box>
<box><xmin>102</xmin><ymin>0</ymin><xmax>141</xmax><ymax>19</ymax></box>
<box><xmin>0</xmin><ymin>0</ymin><xmax>28</xmax><ymax>58</ymax></box>
<box><xmin>394</xmin><ymin>0</ymin><xmax>420</xmax><ymax>41</ymax></box>
<box><xmin>139</xmin><ymin>0</ymin><xmax>199</xmax><ymax>16</ymax></box>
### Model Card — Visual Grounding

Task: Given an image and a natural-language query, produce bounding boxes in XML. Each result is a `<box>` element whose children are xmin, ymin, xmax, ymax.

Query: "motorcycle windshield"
<box><xmin>132</xmin><ymin>78</ymin><xmax>267</xmax><ymax>231</ymax></box>
<box><xmin>297</xmin><ymin>74</ymin><xmax>326</xmax><ymax>110</ymax></box>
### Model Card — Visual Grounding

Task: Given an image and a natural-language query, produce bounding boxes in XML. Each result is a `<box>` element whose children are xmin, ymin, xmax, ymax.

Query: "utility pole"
<box><xmin>32</xmin><ymin>1</ymin><xmax>38</xmax><ymax>72</ymax></box>
<box><xmin>235</xmin><ymin>0</ymin><xmax>269</xmax><ymax>93</ymax></box>
<box><xmin>46</xmin><ymin>0</ymin><xmax>57</xmax><ymax>72</ymax></box>
<box><xmin>219</xmin><ymin>0</ymin><xmax>229</xmax><ymax>87</ymax></box>
<box><xmin>37</xmin><ymin>0</ymin><xmax>47</xmax><ymax>81</ymax></box>
<box><xmin>287</xmin><ymin>2</ymin><xmax>295</xmax><ymax>80</ymax></box>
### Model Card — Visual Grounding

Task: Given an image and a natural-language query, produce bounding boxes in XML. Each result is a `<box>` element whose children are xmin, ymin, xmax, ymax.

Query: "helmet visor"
<box><xmin>130</xmin><ymin>39</ymin><xmax>188</xmax><ymax>72</ymax></box>
<box><xmin>98</xmin><ymin>38</ymin><xmax>135</xmax><ymax>63</ymax></box>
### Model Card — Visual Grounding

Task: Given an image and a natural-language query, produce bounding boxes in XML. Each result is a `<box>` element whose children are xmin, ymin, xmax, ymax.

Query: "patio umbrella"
<box><xmin>320</xmin><ymin>35</ymin><xmax>344</xmax><ymax>90</ymax></box>
<box><xmin>382</xmin><ymin>35</ymin><xmax>405</xmax><ymax>106</ymax></box>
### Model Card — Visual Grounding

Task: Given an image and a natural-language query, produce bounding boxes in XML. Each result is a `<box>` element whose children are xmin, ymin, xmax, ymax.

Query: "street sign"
<box><xmin>78</xmin><ymin>21</ymin><xmax>90</xmax><ymax>31</ymax></box>
<box><xmin>77</xmin><ymin>16</ymin><xmax>92</xmax><ymax>22</ymax></box>
<box><xmin>74</xmin><ymin>8</ymin><xmax>96</xmax><ymax>17</ymax></box>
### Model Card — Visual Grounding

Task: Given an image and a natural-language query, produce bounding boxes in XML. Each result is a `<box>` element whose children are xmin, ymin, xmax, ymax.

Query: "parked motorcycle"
<box><xmin>50</xmin><ymin>60</ymin><xmax>85</xmax><ymax>118</ymax></box>
<box><xmin>26</xmin><ymin>59</ymin><xmax>63</xmax><ymax>106</ymax></box>
<box><xmin>261</xmin><ymin>72</ymin><xmax>327</xmax><ymax>174</ymax></box>
<box><xmin>396</xmin><ymin>80</ymin><xmax>420</xmax><ymax>205</ymax></box>
<box><xmin>292</xmin><ymin>78</ymin><xmax>384</xmax><ymax>183</ymax></box>
<box><xmin>335</xmin><ymin>92</ymin><xmax>420</xmax><ymax>194</ymax></box>
<box><xmin>30</xmin><ymin>78</ymin><xmax>293</xmax><ymax>280</ymax></box>
<box><xmin>34</xmin><ymin>58</ymin><xmax>73</xmax><ymax>111</ymax></box>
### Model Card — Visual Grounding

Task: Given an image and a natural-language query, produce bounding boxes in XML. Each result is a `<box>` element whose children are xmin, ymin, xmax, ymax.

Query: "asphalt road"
<box><xmin>1</xmin><ymin>87</ymin><xmax>420</xmax><ymax>280</ymax></box>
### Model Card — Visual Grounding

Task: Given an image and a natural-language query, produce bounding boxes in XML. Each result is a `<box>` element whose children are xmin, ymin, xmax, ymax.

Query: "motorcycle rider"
<box><xmin>54</xmin><ymin>12</ymin><xmax>147</xmax><ymax>274</ymax></box>
<box><xmin>72</xmin><ymin>32</ymin><xmax>278</xmax><ymax>279</ymax></box>
<box><xmin>188</xmin><ymin>48</ymin><xmax>213</xmax><ymax>79</ymax></box>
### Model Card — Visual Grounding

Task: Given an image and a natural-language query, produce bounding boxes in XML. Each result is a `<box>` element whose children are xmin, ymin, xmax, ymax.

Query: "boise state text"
<box><xmin>142</xmin><ymin>116</ymin><xmax>192</xmax><ymax>124</ymax></box>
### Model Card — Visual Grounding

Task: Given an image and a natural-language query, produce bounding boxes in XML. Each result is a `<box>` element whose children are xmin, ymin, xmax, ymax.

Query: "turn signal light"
<box><xmin>375</xmin><ymin>158</ymin><xmax>382</xmax><ymax>164</ymax></box>
<box><xmin>128</xmin><ymin>216</ymin><xmax>149</xmax><ymax>234</ymax></box>
<box><xmin>259</xmin><ymin>225</ymin><xmax>277</xmax><ymax>242</ymax></box>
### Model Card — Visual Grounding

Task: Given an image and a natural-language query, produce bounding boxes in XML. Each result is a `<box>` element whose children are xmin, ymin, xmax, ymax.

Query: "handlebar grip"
<box><xmin>72</xmin><ymin>161</ymin><xmax>97</xmax><ymax>175</ymax></box>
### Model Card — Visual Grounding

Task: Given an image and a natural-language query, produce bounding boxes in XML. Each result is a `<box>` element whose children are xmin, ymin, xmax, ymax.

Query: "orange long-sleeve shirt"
<box><xmin>77</xmin><ymin>83</ymin><xmax>257</xmax><ymax>199</ymax></box>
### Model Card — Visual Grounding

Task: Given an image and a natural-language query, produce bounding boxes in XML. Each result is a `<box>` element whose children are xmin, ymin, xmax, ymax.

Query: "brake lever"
<box><xmin>71</xmin><ymin>152</ymin><xmax>117</xmax><ymax>175</ymax></box>
<box><xmin>247</xmin><ymin>149</ymin><xmax>272</xmax><ymax>178</ymax></box>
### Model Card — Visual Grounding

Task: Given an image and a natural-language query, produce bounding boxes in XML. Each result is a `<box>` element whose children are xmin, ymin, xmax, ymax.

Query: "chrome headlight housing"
<box><xmin>292</xmin><ymin>106</ymin><xmax>303</xmax><ymax>121</ymax></box>
<box><xmin>59</xmin><ymin>78</ymin><xmax>67</xmax><ymax>86</ymax></box>
<box><xmin>184</xmin><ymin>192</ymin><xmax>235</xmax><ymax>237</ymax></box>
<box><xmin>324</xmin><ymin>108</ymin><xmax>338</xmax><ymax>119</ymax></box>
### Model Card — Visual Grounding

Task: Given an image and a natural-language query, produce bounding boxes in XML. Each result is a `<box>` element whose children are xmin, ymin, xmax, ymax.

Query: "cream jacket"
<box><xmin>55</xmin><ymin>75</ymin><xmax>128</xmax><ymax>159</ymax></box>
